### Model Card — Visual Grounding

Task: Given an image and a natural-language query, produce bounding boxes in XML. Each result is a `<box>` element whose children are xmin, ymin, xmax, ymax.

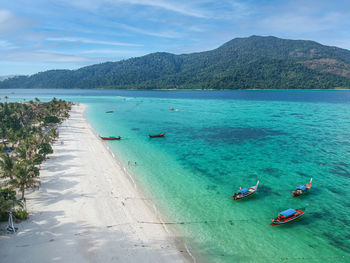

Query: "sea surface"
<box><xmin>2</xmin><ymin>89</ymin><xmax>350</xmax><ymax>262</ymax></box>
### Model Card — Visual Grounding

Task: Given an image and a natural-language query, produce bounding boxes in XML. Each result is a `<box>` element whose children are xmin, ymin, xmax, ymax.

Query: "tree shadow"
<box><xmin>43</xmin><ymin>155</ymin><xmax>80</xmax><ymax>173</ymax></box>
<box><xmin>0</xmin><ymin>208</ymin><xmax>190</xmax><ymax>263</ymax></box>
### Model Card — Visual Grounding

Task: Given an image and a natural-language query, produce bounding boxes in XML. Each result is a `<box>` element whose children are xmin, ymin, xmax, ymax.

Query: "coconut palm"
<box><xmin>0</xmin><ymin>99</ymin><xmax>71</xmax><ymax>202</ymax></box>
<box><xmin>17</xmin><ymin>135</ymin><xmax>41</xmax><ymax>161</ymax></box>
<box><xmin>48</xmin><ymin>128</ymin><xmax>59</xmax><ymax>139</ymax></box>
<box><xmin>10</xmin><ymin>161</ymin><xmax>40</xmax><ymax>200</ymax></box>
<box><xmin>0</xmin><ymin>188</ymin><xmax>23</xmax><ymax>215</ymax></box>
<box><xmin>0</xmin><ymin>152</ymin><xmax>15</xmax><ymax>179</ymax></box>
<box><xmin>38</xmin><ymin>141</ymin><xmax>53</xmax><ymax>160</ymax></box>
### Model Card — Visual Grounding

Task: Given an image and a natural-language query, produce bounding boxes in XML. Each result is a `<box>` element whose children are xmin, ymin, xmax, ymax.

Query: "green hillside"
<box><xmin>2</xmin><ymin>35</ymin><xmax>350</xmax><ymax>90</ymax></box>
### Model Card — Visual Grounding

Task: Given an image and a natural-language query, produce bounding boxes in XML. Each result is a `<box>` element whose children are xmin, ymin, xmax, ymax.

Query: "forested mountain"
<box><xmin>2</xmin><ymin>35</ymin><xmax>350</xmax><ymax>90</ymax></box>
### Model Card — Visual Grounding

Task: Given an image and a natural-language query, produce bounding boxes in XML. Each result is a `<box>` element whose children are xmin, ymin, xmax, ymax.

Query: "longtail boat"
<box><xmin>293</xmin><ymin>178</ymin><xmax>312</xmax><ymax>197</ymax></box>
<box><xmin>168</xmin><ymin>108</ymin><xmax>175</xmax><ymax>111</ymax></box>
<box><xmin>149</xmin><ymin>132</ymin><xmax>166</xmax><ymax>138</ymax></box>
<box><xmin>270</xmin><ymin>208</ymin><xmax>304</xmax><ymax>225</ymax></box>
<box><xmin>100</xmin><ymin>136</ymin><xmax>121</xmax><ymax>140</ymax></box>
<box><xmin>232</xmin><ymin>180</ymin><xmax>259</xmax><ymax>200</ymax></box>
<box><xmin>106</xmin><ymin>110</ymin><xmax>114</xmax><ymax>113</ymax></box>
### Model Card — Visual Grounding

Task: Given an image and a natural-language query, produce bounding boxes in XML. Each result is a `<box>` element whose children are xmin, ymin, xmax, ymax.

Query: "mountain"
<box><xmin>1</xmin><ymin>35</ymin><xmax>350</xmax><ymax>90</ymax></box>
<box><xmin>0</xmin><ymin>75</ymin><xmax>19</xmax><ymax>81</ymax></box>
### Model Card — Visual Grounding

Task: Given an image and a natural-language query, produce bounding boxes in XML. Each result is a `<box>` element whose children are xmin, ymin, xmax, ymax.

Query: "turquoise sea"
<box><xmin>2</xmin><ymin>89</ymin><xmax>350</xmax><ymax>262</ymax></box>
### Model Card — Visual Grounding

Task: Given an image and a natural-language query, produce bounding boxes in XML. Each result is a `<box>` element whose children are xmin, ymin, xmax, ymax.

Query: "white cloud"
<box><xmin>0</xmin><ymin>40</ymin><xmax>16</xmax><ymax>49</ymax></box>
<box><xmin>0</xmin><ymin>9</ymin><xmax>12</xmax><ymax>23</ymax></box>
<box><xmin>117</xmin><ymin>0</ymin><xmax>208</xmax><ymax>18</ymax></box>
<box><xmin>0</xmin><ymin>9</ymin><xmax>31</xmax><ymax>34</ymax></box>
<box><xmin>0</xmin><ymin>50</ymin><xmax>94</xmax><ymax>63</ymax></box>
<box><xmin>117</xmin><ymin>23</ymin><xmax>182</xmax><ymax>38</ymax></box>
<box><xmin>46</xmin><ymin>37</ymin><xmax>143</xmax><ymax>47</ymax></box>
<box><xmin>58</xmin><ymin>0</ymin><xmax>208</xmax><ymax>18</ymax></box>
<box><xmin>260</xmin><ymin>13</ymin><xmax>343</xmax><ymax>34</ymax></box>
<box><xmin>80</xmin><ymin>49</ymin><xmax>137</xmax><ymax>54</ymax></box>
<box><xmin>257</xmin><ymin>0</ymin><xmax>350</xmax><ymax>35</ymax></box>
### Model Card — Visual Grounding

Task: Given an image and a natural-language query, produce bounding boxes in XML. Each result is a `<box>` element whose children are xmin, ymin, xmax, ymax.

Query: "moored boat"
<box><xmin>149</xmin><ymin>132</ymin><xmax>166</xmax><ymax>138</ymax></box>
<box><xmin>293</xmin><ymin>178</ymin><xmax>312</xmax><ymax>197</ymax></box>
<box><xmin>232</xmin><ymin>180</ymin><xmax>259</xmax><ymax>200</ymax></box>
<box><xmin>100</xmin><ymin>136</ymin><xmax>121</xmax><ymax>140</ymax></box>
<box><xmin>270</xmin><ymin>208</ymin><xmax>304</xmax><ymax>225</ymax></box>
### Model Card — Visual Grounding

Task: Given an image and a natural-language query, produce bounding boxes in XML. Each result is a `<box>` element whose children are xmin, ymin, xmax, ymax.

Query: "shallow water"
<box><xmin>3</xmin><ymin>89</ymin><xmax>350</xmax><ymax>262</ymax></box>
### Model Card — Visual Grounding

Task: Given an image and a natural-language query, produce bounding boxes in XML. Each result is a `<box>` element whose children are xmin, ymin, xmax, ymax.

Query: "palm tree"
<box><xmin>38</xmin><ymin>141</ymin><xmax>53</xmax><ymax>160</ymax></box>
<box><xmin>0</xmin><ymin>99</ymin><xmax>72</xmax><ymax>201</ymax></box>
<box><xmin>10</xmin><ymin>161</ymin><xmax>40</xmax><ymax>200</ymax></box>
<box><xmin>17</xmin><ymin>135</ymin><xmax>40</xmax><ymax>161</ymax></box>
<box><xmin>0</xmin><ymin>152</ymin><xmax>15</xmax><ymax>179</ymax></box>
<box><xmin>48</xmin><ymin>128</ymin><xmax>59</xmax><ymax>139</ymax></box>
<box><xmin>0</xmin><ymin>188</ymin><xmax>23</xmax><ymax>215</ymax></box>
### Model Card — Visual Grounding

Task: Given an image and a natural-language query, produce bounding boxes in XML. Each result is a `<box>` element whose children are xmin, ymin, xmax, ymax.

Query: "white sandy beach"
<box><xmin>0</xmin><ymin>104</ymin><xmax>191</xmax><ymax>263</ymax></box>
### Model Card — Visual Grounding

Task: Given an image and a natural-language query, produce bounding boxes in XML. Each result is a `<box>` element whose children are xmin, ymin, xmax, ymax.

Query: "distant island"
<box><xmin>0</xmin><ymin>75</ymin><xmax>18</xmax><ymax>82</ymax></box>
<box><xmin>1</xmin><ymin>35</ymin><xmax>350</xmax><ymax>90</ymax></box>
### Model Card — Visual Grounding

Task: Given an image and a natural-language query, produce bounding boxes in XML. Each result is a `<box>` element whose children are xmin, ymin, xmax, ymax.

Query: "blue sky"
<box><xmin>1</xmin><ymin>0</ymin><xmax>350</xmax><ymax>75</ymax></box>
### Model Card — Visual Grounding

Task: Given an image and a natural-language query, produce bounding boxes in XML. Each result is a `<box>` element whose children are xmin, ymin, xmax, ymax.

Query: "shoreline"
<box><xmin>82</xmin><ymin>106</ymin><xmax>196</xmax><ymax>263</ymax></box>
<box><xmin>0</xmin><ymin>104</ymin><xmax>192</xmax><ymax>263</ymax></box>
<box><xmin>2</xmin><ymin>88</ymin><xmax>350</xmax><ymax>92</ymax></box>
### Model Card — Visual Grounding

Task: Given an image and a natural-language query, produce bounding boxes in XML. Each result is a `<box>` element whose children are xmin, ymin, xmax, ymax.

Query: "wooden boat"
<box><xmin>149</xmin><ymin>132</ymin><xmax>166</xmax><ymax>138</ymax></box>
<box><xmin>270</xmin><ymin>208</ymin><xmax>304</xmax><ymax>225</ymax></box>
<box><xmin>100</xmin><ymin>136</ymin><xmax>121</xmax><ymax>140</ymax></box>
<box><xmin>106</xmin><ymin>110</ymin><xmax>114</xmax><ymax>113</ymax></box>
<box><xmin>293</xmin><ymin>178</ymin><xmax>312</xmax><ymax>197</ymax></box>
<box><xmin>232</xmin><ymin>180</ymin><xmax>259</xmax><ymax>200</ymax></box>
<box><xmin>168</xmin><ymin>108</ymin><xmax>175</xmax><ymax>111</ymax></box>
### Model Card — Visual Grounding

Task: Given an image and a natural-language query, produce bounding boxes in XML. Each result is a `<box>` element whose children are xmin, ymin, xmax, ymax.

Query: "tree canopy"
<box><xmin>1</xmin><ymin>36</ymin><xmax>350</xmax><ymax>90</ymax></box>
<box><xmin>0</xmin><ymin>99</ymin><xmax>72</xmax><ymax>220</ymax></box>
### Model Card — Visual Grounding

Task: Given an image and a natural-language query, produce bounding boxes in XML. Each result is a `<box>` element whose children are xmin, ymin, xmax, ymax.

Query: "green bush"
<box><xmin>0</xmin><ymin>188</ymin><xmax>16</xmax><ymax>200</ymax></box>
<box><xmin>43</xmin><ymin>115</ymin><xmax>60</xmax><ymax>124</ymax></box>
<box><xmin>14</xmin><ymin>209</ymin><xmax>28</xmax><ymax>220</ymax></box>
<box><xmin>0</xmin><ymin>211</ymin><xmax>8</xmax><ymax>221</ymax></box>
<box><xmin>0</xmin><ymin>189</ymin><xmax>17</xmax><ymax>221</ymax></box>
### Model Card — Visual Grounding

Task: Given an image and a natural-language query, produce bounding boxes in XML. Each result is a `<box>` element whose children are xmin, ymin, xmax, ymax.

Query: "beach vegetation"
<box><xmin>0</xmin><ymin>152</ymin><xmax>15</xmax><ymax>179</ymax></box>
<box><xmin>38</xmin><ymin>142</ymin><xmax>53</xmax><ymax>159</ymax></box>
<box><xmin>10</xmin><ymin>160</ymin><xmax>40</xmax><ymax>200</ymax></box>
<box><xmin>43</xmin><ymin>115</ymin><xmax>60</xmax><ymax>124</ymax></box>
<box><xmin>0</xmin><ymin>98</ymin><xmax>72</xmax><ymax>221</ymax></box>
<box><xmin>0</xmin><ymin>188</ymin><xmax>21</xmax><ymax>221</ymax></box>
<box><xmin>13</xmin><ymin>209</ymin><xmax>28</xmax><ymax>220</ymax></box>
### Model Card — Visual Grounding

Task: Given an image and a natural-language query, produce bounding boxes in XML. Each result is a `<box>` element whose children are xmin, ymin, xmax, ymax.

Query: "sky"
<box><xmin>1</xmin><ymin>0</ymin><xmax>350</xmax><ymax>75</ymax></box>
